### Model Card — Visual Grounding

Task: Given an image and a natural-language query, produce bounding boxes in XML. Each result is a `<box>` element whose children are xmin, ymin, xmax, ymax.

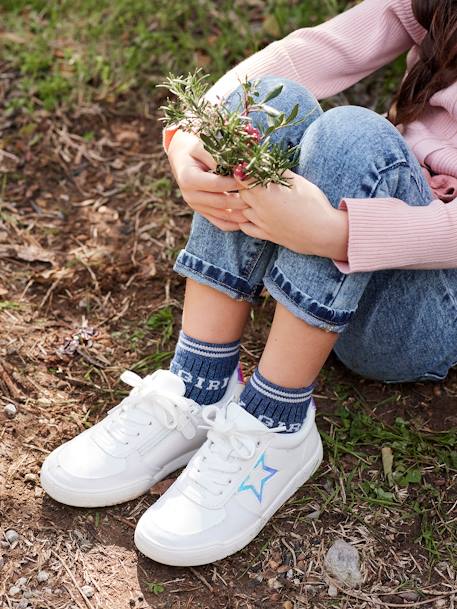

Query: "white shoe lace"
<box><xmin>189</xmin><ymin>404</ymin><xmax>285</xmax><ymax>497</ymax></box>
<box><xmin>104</xmin><ymin>370</ymin><xmax>199</xmax><ymax>446</ymax></box>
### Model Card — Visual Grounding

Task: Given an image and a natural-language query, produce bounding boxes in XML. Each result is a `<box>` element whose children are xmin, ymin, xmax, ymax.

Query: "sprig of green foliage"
<box><xmin>158</xmin><ymin>69</ymin><xmax>309</xmax><ymax>188</ymax></box>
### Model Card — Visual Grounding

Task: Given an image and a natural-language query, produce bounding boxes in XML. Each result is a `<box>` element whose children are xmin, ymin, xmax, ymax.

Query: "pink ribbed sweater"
<box><xmin>165</xmin><ymin>0</ymin><xmax>457</xmax><ymax>273</ymax></box>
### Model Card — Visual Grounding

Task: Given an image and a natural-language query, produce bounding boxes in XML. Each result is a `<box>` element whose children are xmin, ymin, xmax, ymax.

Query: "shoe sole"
<box><xmin>134</xmin><ymin>432</ymin><xmax>323</xmax><ymax>566</ymax></box>
<box><xmin>40</xmin><ymin>447</ymin><xmax>198</xmax><ymax>508</ymax></box>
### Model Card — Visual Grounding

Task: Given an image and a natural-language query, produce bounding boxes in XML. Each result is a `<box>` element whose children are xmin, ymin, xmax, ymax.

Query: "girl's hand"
<box><xmin>167</xmin><ymin>130</ymin><xmax>249</xmax><ymax>231</ymax></box>
<box><xmin>235</xmin><ymin>170</ymin><xmax>349</xmax><ymax>261</ymax></box>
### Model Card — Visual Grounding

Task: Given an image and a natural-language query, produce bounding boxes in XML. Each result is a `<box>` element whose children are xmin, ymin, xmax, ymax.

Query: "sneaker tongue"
<box><xmin>225</xmin><ymin>401</ymin><xmax>269</xmax><ymax>432</ymax></box>
<box><xmin>142</xmin><ymin>369</ymin><xmax>186</xmax><ymax>396</ymax></box>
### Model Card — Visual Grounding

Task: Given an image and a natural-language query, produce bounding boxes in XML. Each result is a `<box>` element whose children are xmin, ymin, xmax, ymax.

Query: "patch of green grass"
<box><xmin>146</xmin><ymin>307</ymin><xmax>174</xmax><ymax>345</ymax></box>
<box><xmin>318</xmin><ymin>400</ymin><xmax>457</xmax><ymax>564</ymax></box>
<box><xmin>130</xmin><ymin>351</ymin><xmax>174</xmax><ymax>374</ymax></box>
<box><xmin>0</xmin><ymin>301</ymin><xmax>21</xmax><ymax>310</ymax></box>
<box><xmin>1</xmin><ymin>0</ymin><xmax>348</xmax><ymax>112</ymax></box>
<box><xmin>145</xmin><ymin>581</ymin><xmax>165</xmax><ymax>595</ymax></box>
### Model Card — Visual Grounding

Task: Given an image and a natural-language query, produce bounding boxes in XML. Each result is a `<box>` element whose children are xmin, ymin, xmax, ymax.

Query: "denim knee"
<box><xmin>296</xmin><ymin>105</ymin><xmax>433</xmax><ymax>208</ymax></box>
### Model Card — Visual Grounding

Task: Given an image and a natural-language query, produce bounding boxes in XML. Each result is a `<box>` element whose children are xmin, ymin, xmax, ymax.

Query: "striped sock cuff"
<box><xmin>177</xmin><ymin>331</ymin><xmax>240</xmax><ymax>359</ymax></box>
<box><xmin>250</xmin><ymin>369</ymin><xmax>314</xmax><ymax>404</ymax></box>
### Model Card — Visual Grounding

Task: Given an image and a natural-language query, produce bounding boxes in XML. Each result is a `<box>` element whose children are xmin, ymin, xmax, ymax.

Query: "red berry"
<box><xmin>244</xmin><ymin>124</ymin><xmax>261</xmax><ymax>142</ymax></box>
<box><xmin>233</xmin><ymin>162</ymin><xmax>248</xmax><ymax>180</ymax></box>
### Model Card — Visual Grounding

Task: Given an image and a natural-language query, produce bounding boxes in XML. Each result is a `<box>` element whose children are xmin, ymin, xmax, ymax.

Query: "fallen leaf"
<box><xmin>381</xmin><ymin>446</ymin><xmax>394</xmax><ymax>483</ymax></box>
<box><xmin>0</xmin><ymin>245</ymin><xmax>55</xmax><ymax>265</ymax></box>
<box><xmin>149</xmin><ymin>478</ymin><xmax>175</xmax><ymax>496</ymax></box>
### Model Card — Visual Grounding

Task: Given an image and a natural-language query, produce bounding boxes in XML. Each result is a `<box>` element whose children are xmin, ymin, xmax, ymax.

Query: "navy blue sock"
<box><xmin>170</xmin><ymin>330</ymin><xmax>240</xmax><ymax>405</ymax></box>
<box><xmin>239</xmin><ymin>368</ymin><xmax>313</xmax><ymax>433</ymax></box>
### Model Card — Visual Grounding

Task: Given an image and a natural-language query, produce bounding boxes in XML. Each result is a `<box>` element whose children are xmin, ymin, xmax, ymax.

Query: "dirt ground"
<box><xmin>1</xmin><ymin>79</ymin><xmax>457</xmax><ymax>608</ymax></box>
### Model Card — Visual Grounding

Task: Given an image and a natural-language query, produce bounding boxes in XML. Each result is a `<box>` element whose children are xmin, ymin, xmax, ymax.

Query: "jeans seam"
<box><xmin>242</xmin><ymin>240</ymin><xmax>274</xmax><ymax>280</ymax></box>
<box><xmin>174</xmin><ymin>260</ymin><xmax>261</xmax><ymax>301</ymax></box>
<box><xmin>370</xmin><ymin>160</ymin><xmax>409</xmax><ymax>198</ymax></box>
<box><xmin>264</xmin><ymin>273</ymin><xmax>351</xmax><ymax>327</ymax></box>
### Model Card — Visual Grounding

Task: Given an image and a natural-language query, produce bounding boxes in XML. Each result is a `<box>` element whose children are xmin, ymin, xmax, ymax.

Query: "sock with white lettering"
<box><xmin>169</xmin><ymin>330</ymin><xmax>240</xmax><ymax>405</ymax></box>
<box><xmin>239</xmin><ymin>368</ymin><xmax>314</xmax><ymax>433</ymax></box>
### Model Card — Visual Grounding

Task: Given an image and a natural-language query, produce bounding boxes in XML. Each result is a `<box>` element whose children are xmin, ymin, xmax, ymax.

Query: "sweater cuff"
<box><xmin>333</xmin><ymin>197</ymin><xmax>457</xmax><ymax>273</ymax></box>
<box><xmin>163</xmin><ymin>125</ymin><xmax>180</xmax><ymax>153</ymax></box>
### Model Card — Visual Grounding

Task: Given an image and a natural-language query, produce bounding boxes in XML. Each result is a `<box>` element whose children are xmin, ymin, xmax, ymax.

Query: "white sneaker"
<box><xmin>40</xmin><ymin>367</ymin><xmax>244</xmax><ymax>508</ymax></box>
<box><xmin>134</xmin><ymin>399</ymin><xmax>323</xmax><ymax>566</ymax></box>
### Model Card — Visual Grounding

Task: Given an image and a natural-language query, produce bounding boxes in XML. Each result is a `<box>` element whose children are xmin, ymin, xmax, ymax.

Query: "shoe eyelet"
<box><xmin>256</xmin><ymin>441</ymin><xmax>260</xmax><ymax>447</ymax></box>
<box><xmin>148</xmin><ymin>421</ymin><xmax>152</xmax><ymax>426</ymax></box>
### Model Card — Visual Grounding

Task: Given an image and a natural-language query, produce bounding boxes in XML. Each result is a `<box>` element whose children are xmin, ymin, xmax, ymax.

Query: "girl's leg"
<box><xmin>171</xmin><ymin>77</ymin><xmax>324</xmax><ymax>402</ymax></box>
<box><xmin>234</xmin><ymin>103</ymin><xmax>445</xmax><ymax>434</ymax></box>
<box><xmin>258</xmin><ymin>302</ymin><xmax>338</xmax><ymax>387</ymax></box>
<box><xmin>182</xmin><ymin>279</ymin><xmax>251</xmax><ymax>343</ymax></box>
<box><xmin>262</xmin><ymin>104</ymin><xmax>457</xmax><ymax>386</ymax></box>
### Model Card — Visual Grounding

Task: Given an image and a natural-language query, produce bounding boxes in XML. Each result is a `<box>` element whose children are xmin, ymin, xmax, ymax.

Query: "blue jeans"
<box><xmin>173</xmin><ymin>77</ymin><xmax>457</xmax><ymax>383</ymax></box>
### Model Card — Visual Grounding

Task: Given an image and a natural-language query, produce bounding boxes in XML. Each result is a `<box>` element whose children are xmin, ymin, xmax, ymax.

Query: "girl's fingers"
<box><xmin>239</xmin><ymin>222</ymin><xmax>268</xmax><ymax>240</ymax></box>
<box><xmin>240</xmin><ymin>206</ymin><xmax>262</xmax><ymax>225</ymax></box>
<box><xmin>200</xmin><ymin>212</ymin><xmax>240</xmax><ymax>232</ymax></box>
<box><xmin>191</xmin><ymin>138</ymin><xmax>218</xmax><ymax>171</ymax></box>
<box><xmin>186</xmin><ymin>191</ymin><xmax>247</xmax><ymax>210</ymax></box>
<box><xmin>190</xmin><ymin>170</ymin><xmax>239</xmax><ymax>193</ymax></box>
<box><xmin>194</xmin><ymin>204</ymin><xmax>248</xmax><ymax>224</ymax></box>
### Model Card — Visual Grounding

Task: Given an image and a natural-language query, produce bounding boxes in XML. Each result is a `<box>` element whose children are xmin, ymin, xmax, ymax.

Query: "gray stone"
<box><xmin>324</xmin><ymin>539</ymin><xmax>363</xmax><ymax>586</ymax></box>
<box><xmin>37</xmin><ymin>570</ymin><xmax>49</xmax><ymax>583</ymax></box>
<box><xmin>8</xmin><ymin>585</ymin><xmax>20</xmax><ymax>596</ymax></box>
<box><xmin>4</xmin><ymin>403</ymin><xmax>17</xmax><ymax>418</ymax></box>
<box><xmin>5</xmin><ymin>529</ymin><xmax>19</xmax><ymax>544</ymax></box>
<box><xmin>81</xmin><ymin>585</ymin><xmax>94</xmax><ymax>599</ymax></box>
<box><xmin>15</xmin><ymin>577</ymin><xmax>27</xmax><ymax>587</ymax></box>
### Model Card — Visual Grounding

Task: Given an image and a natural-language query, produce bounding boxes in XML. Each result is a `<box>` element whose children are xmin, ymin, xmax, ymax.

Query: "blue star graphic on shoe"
<box><xmin>238</xmin><ymin>452</ymin><xmax>278</xmax><ymax>503</ymax></box>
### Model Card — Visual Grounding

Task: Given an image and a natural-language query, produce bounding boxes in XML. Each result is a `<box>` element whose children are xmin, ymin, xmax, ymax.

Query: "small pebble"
<box><xmin>17</xmin><ymin>600</ymin><xmax>30</xmax><ymax>609</ymax></box>
<box><xmin>306</xmin><ymin>509</ymin><xmax>321</xmax><ymax>520</ymax></box>
<box><xmin>16</xmin><ymin>577</ymin><xmax>27</xmax><ymax>587</ymax></box>
<box><xmin>24</xmin><ymin>473</ymin><xmax>37</xmax><ymax>484</ymax></box>
<box><xmin>324</xmin><ymin>539</ymin><xmax>363</xmax><ymax>586</ymax></box>
<box><xmin>81</xmin><ymin>585</ymin><xmax>94</xmax><ymax>599</ymax></box>
<box><xmin>37</xmin><ymin>570</ymin><xmax>49</xmax><ymax>583</ymax></box>
<box><xmin>5</xmin><ymin>529</ymin><xmax>19</xmax><ymax>544</ymax></box>
<box><xmin>8</xmin><ymin>585</ymin><xmax>20</xmax><ymax>596</ymax></box>
<box><xmin>435</xmin><ymin>600</ymin><xmax>446</xmax><ymax>608</ymax></box>
<box><xmin>23</xmin><ymin>591</ymin><xmax>33</xmax><ymax>599</ymax></box>
<box><xmin>4</xmin><ymin>403</ymin><xmax>17</xmax><ymax>418</ymax></box>
<box><xmin>0</xmin><ymin>555</ymin><xmax>4</xmax><ymax>568</ymax></box>
<box><xmin>328</xmin><ymin>584</ymin><xmax>338</xmax><ymax>597</ymax></box>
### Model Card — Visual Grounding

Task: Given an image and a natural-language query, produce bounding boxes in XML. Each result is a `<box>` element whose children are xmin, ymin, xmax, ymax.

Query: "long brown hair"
<box><xmin>389</xmin><ymin>0</ymin><xmax>457</xmax><ymax>126</ymax></box>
